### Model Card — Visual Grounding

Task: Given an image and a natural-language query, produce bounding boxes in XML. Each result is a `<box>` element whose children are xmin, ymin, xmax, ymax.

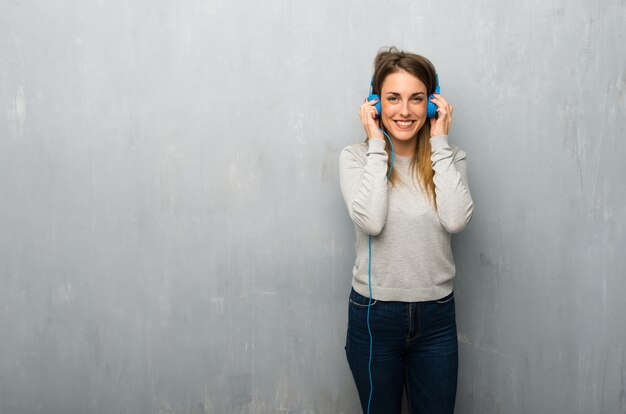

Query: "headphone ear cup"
<box><xmin>368</xmin><ymin>94</ymin><xmax>382</xmax><ymax>119</ymax></box>
<box><xmin>427</xmin><ymin>78</ymin><xmax>441</xmax><ymax>119</ymax></box>
<box><xmin>427</xmin><ymin>94</ymin><xmax>437</xmax><ymax>118</ymax></box>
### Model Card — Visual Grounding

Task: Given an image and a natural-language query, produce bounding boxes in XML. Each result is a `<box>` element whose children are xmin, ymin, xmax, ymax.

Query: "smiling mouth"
<box><xmin>394</xmin><ymin>120</ymin><xmax>416</xmax><ymax>129</ymax></box>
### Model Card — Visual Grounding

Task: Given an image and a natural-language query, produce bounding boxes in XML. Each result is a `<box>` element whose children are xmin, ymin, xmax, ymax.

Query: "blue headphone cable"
<box><xmin>366</xmin><ymin>128</ymin><xmax>394</xmax><ymax>414</ymax></box>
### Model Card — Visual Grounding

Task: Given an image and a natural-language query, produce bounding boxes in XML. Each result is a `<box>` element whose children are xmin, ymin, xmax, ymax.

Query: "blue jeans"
<box><xmin>344</xmin><ymin>287</ymin><xmax>458</xmax><ymax>414</ymax></box>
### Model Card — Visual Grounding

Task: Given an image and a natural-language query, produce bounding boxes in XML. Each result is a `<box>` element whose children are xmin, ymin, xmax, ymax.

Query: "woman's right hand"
<box><xmin>359</xmin><ymin>98</ymin><xmax>384</xmax><ymax>140</ymax></box>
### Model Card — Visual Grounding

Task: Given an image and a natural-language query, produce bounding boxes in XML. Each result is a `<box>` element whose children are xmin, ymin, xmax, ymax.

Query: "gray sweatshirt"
<box><xmin>339</xmin><ymin>135</ymin><xmax>474</xmax><ymax>302</ymax></box>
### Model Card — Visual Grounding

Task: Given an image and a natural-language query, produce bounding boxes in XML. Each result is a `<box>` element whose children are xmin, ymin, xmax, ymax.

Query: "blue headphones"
<box><xmin>367</xmin><ymin>73</ymin><xmax>440</xmax><ymax>119</ymax></box>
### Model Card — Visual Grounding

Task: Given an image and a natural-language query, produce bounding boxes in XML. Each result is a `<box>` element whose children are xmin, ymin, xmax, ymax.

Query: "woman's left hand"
<box><xmin>429</xmin><ymin>93</ymin><xmax>454</xmax><ymax>137</ymax></box>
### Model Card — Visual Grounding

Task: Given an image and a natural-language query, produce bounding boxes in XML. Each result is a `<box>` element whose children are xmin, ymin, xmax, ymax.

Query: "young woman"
<box><xmin>339</xmin><ymin>47</ymin><xmax>474</xmax><ymax>413</ymax></box>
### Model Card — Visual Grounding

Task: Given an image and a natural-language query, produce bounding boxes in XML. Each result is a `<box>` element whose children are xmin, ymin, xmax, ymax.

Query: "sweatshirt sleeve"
<box><xmin>339</xmin><ymin>138</ymin><xmax>389</xmax><ymax>235</ymax></box>
<box><xmin>429</xmin><ymin>135</ymin><xmax>474</xmax><ymax>233</ymax></box>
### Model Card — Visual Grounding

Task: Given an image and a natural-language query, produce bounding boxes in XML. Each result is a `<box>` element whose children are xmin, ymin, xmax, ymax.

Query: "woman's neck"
<box><xmin>390</xmin><ymin>136</ymin><xmax>416</xmax><ymax>158</ymax></box>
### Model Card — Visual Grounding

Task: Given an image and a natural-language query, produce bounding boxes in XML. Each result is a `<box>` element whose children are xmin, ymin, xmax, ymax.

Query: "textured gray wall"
<box><xmin>1</xmin><ymin>0</ymin><xmax>625</xmax><ymax>413</ymax></box>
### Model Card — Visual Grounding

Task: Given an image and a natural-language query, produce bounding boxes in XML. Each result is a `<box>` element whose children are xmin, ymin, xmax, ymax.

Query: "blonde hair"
<box><xmin>366</xmin><ymin>46</ymin><xmax>439</xmax><ymax>209</ymax></box>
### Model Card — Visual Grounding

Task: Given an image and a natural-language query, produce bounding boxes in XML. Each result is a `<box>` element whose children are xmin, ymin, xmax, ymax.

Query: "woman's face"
<box><xmin>379</xmin><ymin>70</ymin><xmax>428</xmax><ymax>142</ymax></box>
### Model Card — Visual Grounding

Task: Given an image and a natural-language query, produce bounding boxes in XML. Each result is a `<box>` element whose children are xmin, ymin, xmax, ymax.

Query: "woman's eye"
<box><xmin>412</xmin><ymin>97</ymin><xmax>423</xmax><ymax>102</ymax></box>
<box><xmin>387</xmin><ymin>97</ymin><xmax>398</xmax><ymax>102</ymax></box>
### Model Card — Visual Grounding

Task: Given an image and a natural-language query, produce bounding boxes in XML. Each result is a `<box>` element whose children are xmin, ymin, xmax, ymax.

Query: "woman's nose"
<box><xmin>400</xmin><ymin>100</ymin><xmax>410</xmax><ymax>116</ymax></box>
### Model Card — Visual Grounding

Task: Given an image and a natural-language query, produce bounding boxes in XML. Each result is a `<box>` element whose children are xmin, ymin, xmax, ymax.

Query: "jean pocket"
<box><xmin>349</xmin><ymin>297</ymin><xmax>378</xmax><ymax>308</ymax></box>
<box><xmin>435</xmin><ymin>290</ymin><xmax>455</xmax><ymax>304</ymax></box>
<box><xmin>349</xmin><ymin>288</ymin><xmax>377</xmax><ymax>308</ymax></box>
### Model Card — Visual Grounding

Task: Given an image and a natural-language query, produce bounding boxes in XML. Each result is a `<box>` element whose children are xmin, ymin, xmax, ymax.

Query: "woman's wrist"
<box><xmin>367</xmin><ymin>127</ymin><xmax>384</xmax><ymax>140</ymax></box>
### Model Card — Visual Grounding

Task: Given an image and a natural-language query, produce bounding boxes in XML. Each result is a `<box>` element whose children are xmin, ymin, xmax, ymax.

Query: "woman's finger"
<box><xmin>359</xmin><ymin>106</ymin><xmax>378</xmax><ymax>124</ymax></box>
<box><xmin>361</xmin><ymin>98</ymin><xmax>378</xmax><ymax>109</ymax></box>
<box><xmin>360</xmin><ymin>105</ymin><xmax>376</xmax><ymax>115</ymax></box>
<box><xmin>432</xmin><ymin>93</ymin><xmax>449</xmax><ymax>104</ymax></box>
<box><xmin>432</xmin><ymin>98</ymin><xmax>452</xmax><ymax>114</ymax></box>
<box><xmin>432</xmin><ymin>95</ymin><xmax>452</xmax><ymax>112</ymax></box>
